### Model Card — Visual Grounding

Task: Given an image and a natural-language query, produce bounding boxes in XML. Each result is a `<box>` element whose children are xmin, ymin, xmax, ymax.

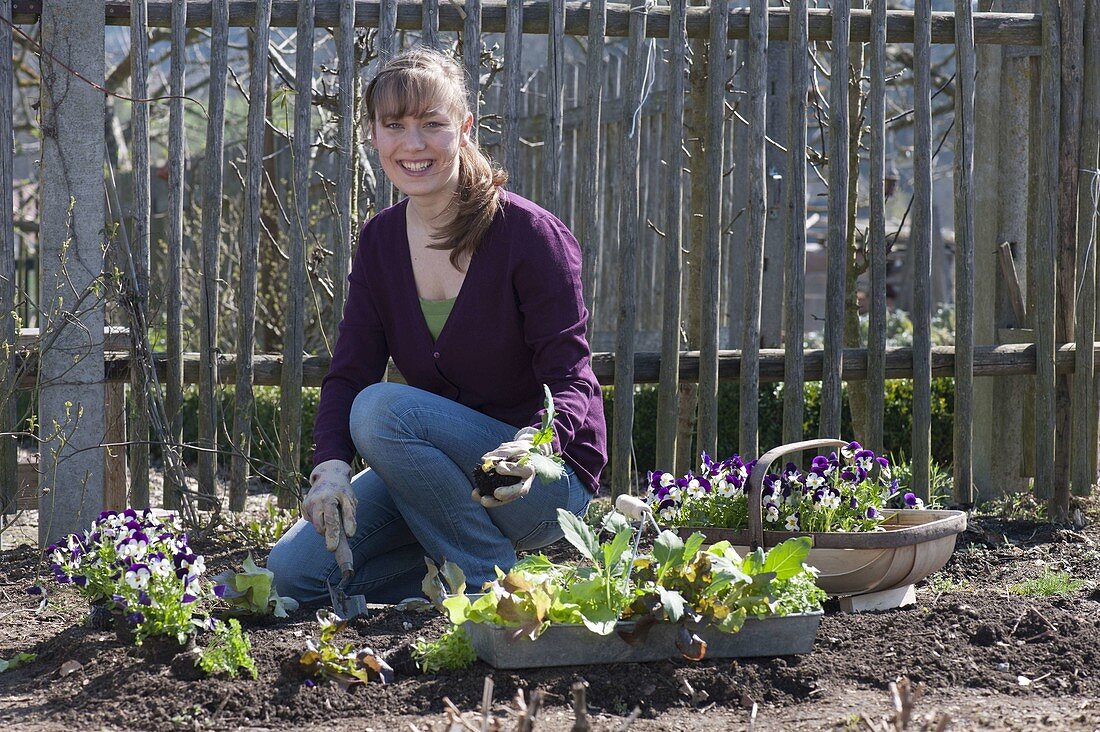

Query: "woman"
<box><xmin>269</xmin><ymin>48</ymin><xmax>607</xmax><ymax>605</ymax></box>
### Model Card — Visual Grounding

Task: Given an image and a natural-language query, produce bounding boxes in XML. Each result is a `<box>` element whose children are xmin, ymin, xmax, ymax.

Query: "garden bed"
<box><xmin>2</xmin><ymin>504</ymin><xmax>1100</xmax><ymax>730</ymax></box>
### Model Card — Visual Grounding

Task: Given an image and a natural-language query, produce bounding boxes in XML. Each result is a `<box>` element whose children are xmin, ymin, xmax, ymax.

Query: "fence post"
<box><xmin>37</xmin><ymin>0</ymin><xmax>106</xmax><ymax>545</ymax></box>
<box><xmin>0</xmin><ymin>0</ymin><xmax>14</xmax><ymax>519</ymax></box>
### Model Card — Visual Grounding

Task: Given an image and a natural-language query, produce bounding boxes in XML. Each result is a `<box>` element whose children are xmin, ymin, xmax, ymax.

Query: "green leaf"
<box><xmin>0</xmin><ymin>652</ymin><xmax>35</xmax><ymax>673</ymax></box>
<box><xmin>742</xmin><ymin>547</ymin><xmax>767</xmax><ymax>576</ymax></box>
<box><xmin>557</xmin><ymin>508</ymin><xmax>600</xmax><ymax>564</ymax></box>
<box><xmin>579</xmin><ymin>604</ymin><xmax>619</xmax><ymax>635</ymax></box>
<box><xmin>653</xmin><ymin>530</ymin><xmax>686</xmax><ymax>570</ymax></box>
<box><xmin>762</xmin><ymin>537</ymin><xmax>812</xmax><ymax>581</ymax></box>
<box><xmin>715</xmin><ymin>606</ymin><xmax>748</xmax><ymax>634</ymax></box>
<box><xmin>440</xmin><ymin>561</ymin><xmax>468</xmax><ymax>597</ymax></box>
<box><xmin>657</xmin><ymin>587</ymin><xmax>686</xmax><ymax>622</ymax></box>
<box><xmin>528</xmin><ymin>452</ymin><xmax>565</xmax><ymax>483</ymax></box>
<box><xmin>542</xmin><ymin>384</ymin><xmax>556</xmax><ymax>430</ymax></box>
<box><xmin>441</xmin><ymin>595</ymin><xmax>472</xmax><ymax>625</ymax></box>
<box><xmin>602</xmin><ymin>527</ymin><xmax>633</xmax><ymax>574</ymax></box>
<box><xmin>683</xmin><ymin>532</ymin><xmax>706</xmax><ymax>561</ymax></box>
<box><xmin>600</xmin><ymin>510</ymin><xmax>632</xmax><ymax>537</ymax></box>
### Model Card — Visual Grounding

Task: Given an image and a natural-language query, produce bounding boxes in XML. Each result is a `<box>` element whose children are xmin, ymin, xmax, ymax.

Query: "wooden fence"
<box><xmin>2</xmin><ymin>0</ymin><xmax>1099</xmax><ymax>547</ymax></box>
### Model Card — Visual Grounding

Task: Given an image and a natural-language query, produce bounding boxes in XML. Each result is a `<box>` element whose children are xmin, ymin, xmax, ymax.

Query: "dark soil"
<box><xmin>472</xmin><ymin>465</ymin><xmax>515</xmax><ymax>497</ymax></box>
<box><xmin>3</xmin><ymin>505</ymin><xmax>1100</xmax><ymax>731</ymax></box>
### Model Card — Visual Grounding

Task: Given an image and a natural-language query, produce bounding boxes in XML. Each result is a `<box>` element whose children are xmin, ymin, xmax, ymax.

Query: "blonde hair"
<box><xmin>365</xmin><ymin>48</ymin><xmax>508</xmax><ymax>269</ymax></box>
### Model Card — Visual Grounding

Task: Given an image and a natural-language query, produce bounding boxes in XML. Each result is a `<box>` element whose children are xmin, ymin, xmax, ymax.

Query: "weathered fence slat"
<box><xmin>545</xmin><ymin>0</ymin><xmax>565</xmax><ymax>215</ymax></box>
<box><xmin>501</xmin><ymin>0</ymin><xmax>523</xmax><ymax>195</ymax></box>
<box><xmin>164</xmin><ymin>0</ymin><xmax>187</xmax><ymax>510</ymax></box>
<box><xmin>656</xmin><ymin>0</ymin><xmax>685</xmax><ymax>471</ymax></box>
<box><xmin>335</xmin><ymin>0</ymin><xmax>354</xmax><ymax>326</ymax></box>
<box><xmin>611</xmin><ymin>0</ymin><xmax>647</xmax><ymax>497</ymax></box>
<box><xmin>1055</xmin><ymin>0</ymin><xmax>1084</xmax><ymax>516</ymax></box>
<box><xmin>1073</xmin><ymin>0</ymin><xmax>1100</xmax><ymax>497</ymax></box>
<box><xmin>128</xmin><ymin>0</ymin><xmax>151</xmax><ymax>508</ymax></box>
<box><xmin>698</xmin><ymin>0</ymin><xmax>728</xmax><ymax>460</ymax></box>
<box><xmin>1034</xmin><ymin>0</ymin><xmax>1060</xmax><ymax>503</ymax></box>
<box><xmin>280</xmin><ymin>0</ymin><xmax>314</xmax><ymax>505</ymax></box>
<box><xmin>422</xmin><ymin>0</ymin><xmax>439</xmax><ymax>49</ymax></box>
<box><xmin>820</xmin><ymin>0</ymin><xmax>849</xmax><ymax>439</ymax></box>
<box><xmin>579</xmin><ymin>0</ymin><xmax>604</xmax><ymax>316</ymax></box>
<box><xmin>866</xmin><ymin>0</ymin><xmax>886</xmax><ymax>457</ymax></box>
<box><xmin>198</xmin><ymin>0</ymin><xmax>229</xmax><ymax>506</ymax></box>
<box><xmin>782</xmin><ymin>0</ymin><xmax>808</xmax><ymax>453</ymax></box>
<box><xmin>738</xmin><ymin>0</ymin><xmax>766</xmax><ymax>459</ymax></box>
<box><xmin>87</xmin><ymin>3</ymin><xmax>1046</xmax><ymax>47</ymax></box>
<box><xmin>231</xmin><ymin>0</ymin><xmax>272</xmax><ymax>512</ymax></box>
<box><xmin>377</xmin><ymin>0</ymin><xmax>397</xmax><ymax>208</ymax></box>
<box><xmin>0</xmin><ymin>0</ymin><xmax>13</xmax><ymax>516</ymax></box>
<box><xmin>952</xmin><ymin>0</ymin><xmax>976</xmax><ymax>504</ymax></box>
<box><xmin>463</xmin><ymin>0</ymin><xmax>481</xmax><ymax>143</ymax></box>
<box><xmin>911</xmin><ymin>0</ymin><xmax>933</xmax><ymax>502</ymax></box>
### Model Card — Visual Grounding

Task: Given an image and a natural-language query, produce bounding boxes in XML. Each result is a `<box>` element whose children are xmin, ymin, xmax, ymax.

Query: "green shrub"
<box><xmin>146</xmin><ymin>377</ymin><xmax>955</xmax><ymax>487</ymax></box>
<box><xmin>606</xmin><ymin>378</ymin><xmax>955</xmax><ymax>478</ymax></box>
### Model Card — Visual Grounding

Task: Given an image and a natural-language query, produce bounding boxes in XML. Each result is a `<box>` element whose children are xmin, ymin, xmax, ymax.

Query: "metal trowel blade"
<box><xmin>327</xmin><ymin>576</ymin><xmax>368</xmax><ymax>621</ymax></box>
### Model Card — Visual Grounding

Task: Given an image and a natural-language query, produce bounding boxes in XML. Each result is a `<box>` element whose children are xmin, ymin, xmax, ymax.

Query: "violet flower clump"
<box><xmin>646</xmin><ymin>442</ymin><xmax>920</xmax><ymax>533</ymax></box>
<box><xmin>47</xmin><ymin>508</ymin><xmax>215</xmax><ymax>645</ymax></box>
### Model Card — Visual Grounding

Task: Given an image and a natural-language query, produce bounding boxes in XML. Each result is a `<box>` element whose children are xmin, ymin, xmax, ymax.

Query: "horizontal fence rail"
<box><xmin>10</xmin><ymin>2</ymin><xmax>1044</xmax><ymax>45</ymax></box>
<box><xmin>13</xmin><ymin>344</ymin><xmax>1100</xmax><ymax>389</ymax></box>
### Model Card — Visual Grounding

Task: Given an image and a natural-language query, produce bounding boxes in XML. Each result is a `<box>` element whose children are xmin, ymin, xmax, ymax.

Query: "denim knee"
<box><xmin>350</xmin><ymin>382</ymin><xmax>416</xmax><ymax>459</ymax></box>
<box><xmin>267</xmin><ymin>528</ymin><xmax>322</xmax><ymax>602</ymax></box>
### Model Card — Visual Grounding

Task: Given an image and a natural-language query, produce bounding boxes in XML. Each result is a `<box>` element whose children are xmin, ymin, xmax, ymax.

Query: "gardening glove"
<box><xmin>473</xmin><ymin>427</ymin><xmax>550</xmax><ymax>508</ymax></box>
<box><xmin>302</xmin><ymin>459</ymin><xmax>357</xmax><ymax>552</ymax></box>
<box><xmin>479</xmin><ymin>427</ymin><xmax>551</xmax><ymax>463</ymax></box>
<box><xmin>475</xmin><ymin>459</ymin><xmax>537</xmax><ymax>508</ymax></box>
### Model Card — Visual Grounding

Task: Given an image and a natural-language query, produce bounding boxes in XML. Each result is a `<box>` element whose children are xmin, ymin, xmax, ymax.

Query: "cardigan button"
<box><xmin>433</xmin><ymin>351</ymin><xmax>440</xmax><ymax>359</ymax></box>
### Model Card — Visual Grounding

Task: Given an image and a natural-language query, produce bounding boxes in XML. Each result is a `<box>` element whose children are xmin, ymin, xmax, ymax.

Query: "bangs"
<box><xmin>369</xmin><ymin>68</ymin><xmax>466</xmax><ymax>123</ymax></box>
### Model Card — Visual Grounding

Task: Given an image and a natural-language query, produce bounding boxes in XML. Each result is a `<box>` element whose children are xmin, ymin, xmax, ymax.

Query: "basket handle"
<box><xmin>746</xmin><ymin>438</ymin><xmax>849</xmax><ymax>549</ymax></box>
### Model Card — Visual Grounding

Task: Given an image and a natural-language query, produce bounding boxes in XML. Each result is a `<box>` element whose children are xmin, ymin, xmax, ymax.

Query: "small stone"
<box><xmin>996</xmin><ymin>662</ymin><xmax>1010</xmax><ymax>672</ymax></box>
<box><xmin>58</xmin><ymin>660</ymin><xmax>82</xmax><ymax>678</ymax></box>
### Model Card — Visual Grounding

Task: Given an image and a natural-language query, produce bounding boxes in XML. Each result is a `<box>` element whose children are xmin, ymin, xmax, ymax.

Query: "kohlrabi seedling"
<box><xmin>473</xmin><ymin>384</ymin><xmax>566</xmax><ymax>497</ymax></box>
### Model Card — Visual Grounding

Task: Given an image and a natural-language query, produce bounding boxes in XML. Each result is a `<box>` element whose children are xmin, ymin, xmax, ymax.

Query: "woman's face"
<box><xmin>372</xmin><ymin>105</ymin><xmax>473</xmax><ymax>206</ymax></box>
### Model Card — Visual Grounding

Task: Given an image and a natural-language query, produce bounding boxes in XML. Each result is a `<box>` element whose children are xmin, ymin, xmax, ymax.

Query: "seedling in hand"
<box><xmin>473</xmin><ymin>385</ymin><xmax>567</xmax><ymax>496</ymax></box>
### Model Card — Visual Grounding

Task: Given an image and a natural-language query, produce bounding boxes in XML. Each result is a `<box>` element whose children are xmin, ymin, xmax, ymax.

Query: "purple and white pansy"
<box><xmin>46</xmin><ymin>508</ymin><xmax>216</xmax><ymax>644</ymax></box>
<box><xmin>646</xmin><ymin>442</ymin><xmax>923</xmax><ymax>533</ymax></box>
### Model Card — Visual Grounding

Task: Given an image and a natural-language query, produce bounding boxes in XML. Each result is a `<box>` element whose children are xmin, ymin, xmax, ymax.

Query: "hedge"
<box><xmin>164</xmin><ymin>379</ymin><xmax>953</xmax><ymax>483</ymax></box>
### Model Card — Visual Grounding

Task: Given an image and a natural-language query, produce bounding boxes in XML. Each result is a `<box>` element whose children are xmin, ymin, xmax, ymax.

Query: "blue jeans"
<box><xmin>268</xmin><ymin>382</ymin><xmax>592</xmax><ymax>605</ymax></box>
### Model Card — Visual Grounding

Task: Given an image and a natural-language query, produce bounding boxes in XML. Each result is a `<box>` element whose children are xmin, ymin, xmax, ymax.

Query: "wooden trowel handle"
<box><xmin>333</xmin><ymin>532</ymin><xmax>354</xmax><ymax>577</ymax></box>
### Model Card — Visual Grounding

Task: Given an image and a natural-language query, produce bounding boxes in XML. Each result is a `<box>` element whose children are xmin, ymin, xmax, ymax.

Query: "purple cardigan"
<box><xmin>311</xmin><ymin>191</ymin><xmax>607</xmax><ymax>493</ymax></box>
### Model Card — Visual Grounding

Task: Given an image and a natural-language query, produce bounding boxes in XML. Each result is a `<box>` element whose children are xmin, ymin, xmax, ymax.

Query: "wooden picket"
<box><xmin>197</xmin><ymin>0</ymin><xmax>228</xmax><ymax>507</ymax></box>
<box><xmin>230</xmin><ymin>0</ymin><xmax>272</xmax><ymax>512</ymax></box>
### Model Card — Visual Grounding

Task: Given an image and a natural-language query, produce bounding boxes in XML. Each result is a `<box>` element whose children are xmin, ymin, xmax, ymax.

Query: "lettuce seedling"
<box><xmin>298</xmin><ymin>610</ymin><xmax>393</xmax><ymax>689</ymax></box>
<box><xmin>473</xmin><ymin>385</ymin><xmax>567</xmax><ymax>496</ymax></box>
<box><xmin>411</xmin><ymin>625</ymin><xmax>476</xmax><ymax>673</ymax></box>
<box><xmin>0</xmin><ymin>652</ymin><xmax>35</xmax><ymax>673</ymax></box>
<box><xmin>211</xmin><ymin>554</ymin><xmax>299</xmax><ymax>618</ymax></box>
<box><xmin>198</xmin><ymin>618</ymin><xmax>257</xmax><ymax>679</ymax></box>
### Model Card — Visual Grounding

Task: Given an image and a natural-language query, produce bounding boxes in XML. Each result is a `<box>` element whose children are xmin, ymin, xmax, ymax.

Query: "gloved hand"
<box><xmin>472</xmin><ymin>427</ymin><xmax>552</xmax><ymax>508</ymax></box>
<box><xmin>302</xmin><ymin>459</ymin><xmax>357</xmax><ymax>551</ymax></box>
<box><xmin>475</xmin><ymin>460</ymin><xmax>536</xmax><ymax>508</ymax></box>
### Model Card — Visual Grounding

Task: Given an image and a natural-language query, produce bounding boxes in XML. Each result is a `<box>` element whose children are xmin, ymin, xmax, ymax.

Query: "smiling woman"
<box><xmin>267</xmin><ymin>49</ymin><xmax>608</xmax><ymax>609</ymax></box>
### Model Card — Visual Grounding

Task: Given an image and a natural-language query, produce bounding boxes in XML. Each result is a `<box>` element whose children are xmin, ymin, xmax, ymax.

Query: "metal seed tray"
<box><xmin>464</xmin><ymin>612</ymin><xmax>823</xmax><ymax>669</ymax></box>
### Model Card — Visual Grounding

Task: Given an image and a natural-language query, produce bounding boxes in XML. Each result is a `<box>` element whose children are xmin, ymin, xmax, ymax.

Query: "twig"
<box><xmin>480</xmin><ymin>676</ymin><xmax>494</xmax><ymax>732</ymax></box>
<box><xmin>571</xmin><ymin>680</ymin><xmax>591</xmax><ymax>732</ymax></box>
<box><xmin>616</xmin><ymin>706</ymin><xmax>642</xmax><ymax>731</ymax></box>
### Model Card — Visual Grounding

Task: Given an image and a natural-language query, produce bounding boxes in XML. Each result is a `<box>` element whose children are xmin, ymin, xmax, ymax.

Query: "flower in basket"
<box><xmin>647</xmin><ymin>442</ymin><xmax>917</xmax><ymax>533</ymax></box>
<box><xmin>47</xmin><ymin>508</ymin><xmax>215</xmax><ymax>645</ymax></box>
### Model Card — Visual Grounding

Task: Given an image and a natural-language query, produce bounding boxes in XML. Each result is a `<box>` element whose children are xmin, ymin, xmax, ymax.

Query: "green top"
<box><xmin>419</xmin><ymin>296</ymin><xmax>457</xmax><ymax>342</ymax></box>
